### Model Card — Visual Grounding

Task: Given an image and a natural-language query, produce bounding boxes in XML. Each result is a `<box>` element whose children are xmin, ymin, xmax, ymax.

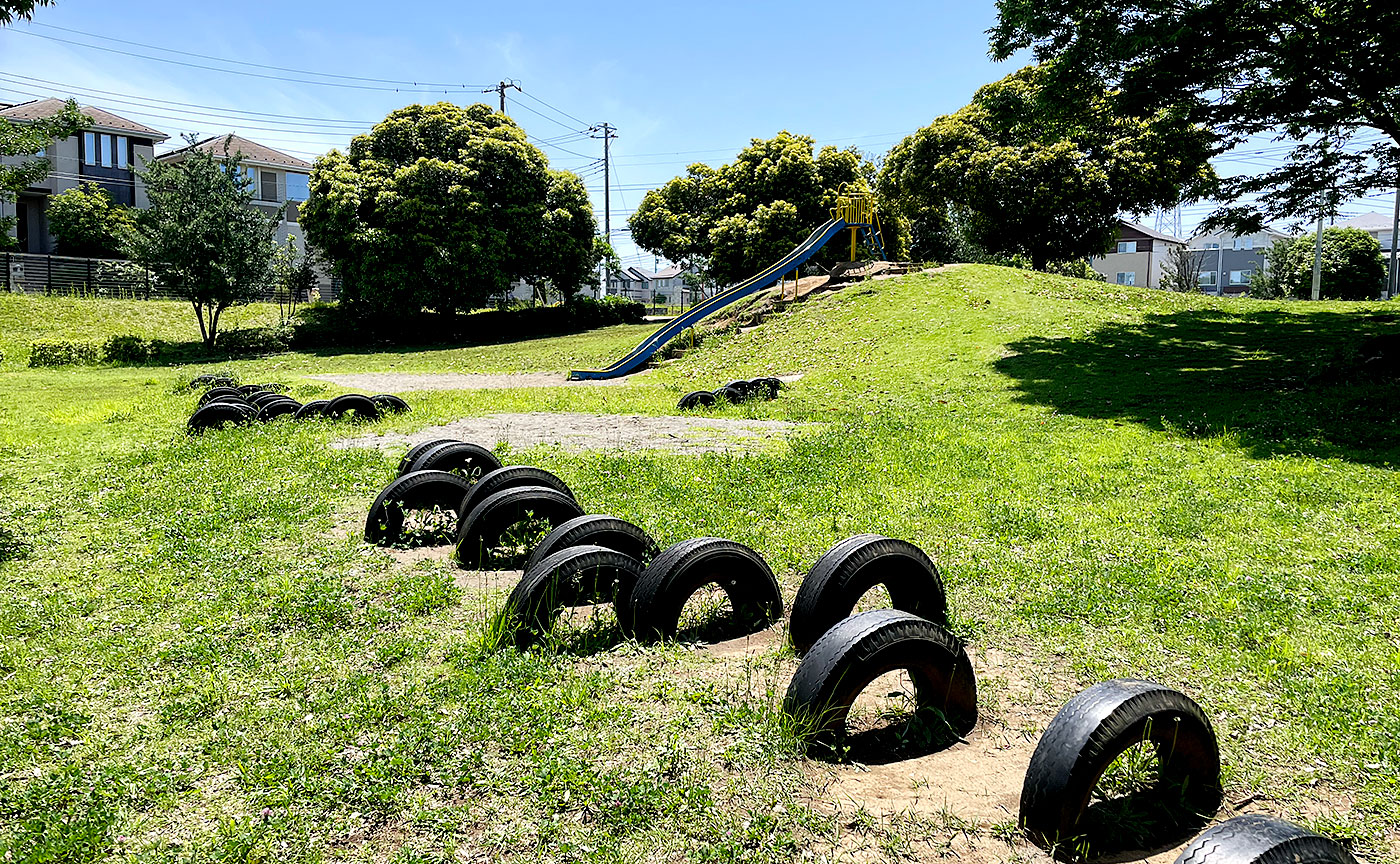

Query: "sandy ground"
<box><xmin>305</xmin><ymin>372</ymin><xmax>636</xmax><ymax>391</ymax></box>
<box><xmin>332</xmin><ymin>412</ymin><xmax>810</xmax><ymax>455</ymax></box>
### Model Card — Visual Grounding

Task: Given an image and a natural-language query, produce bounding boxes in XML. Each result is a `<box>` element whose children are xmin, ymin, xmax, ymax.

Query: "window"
<box><xmin>260</xmin><ymin>171</ymin><xmax>278</xmax><ymax>202</ymax></box>
<box><xmin>83</xmin><ymin>131</ymin><xmax>96</xmax><ymax>166</ymax></box>
<box><xmin>1115</xmin><ymin>271</ymin><xmax>1136</xmax><ymax>285</ymax></box>
<box><xmin>285</xmin><ymin>172</ymin><xmax>310</xmax><ymax>202</ymax></box>
<box><xmin>116</xmin><ymin>136</ymin><xmax>128</xmax><ymax>169</ymax></box>
<box><xmin>1203</xmin><ymin>242</ymin><xmax>1220</xmax><ymax>250</ymax></box>
<box><xmin>1117</xmin><ymin>241</ymin><xmax>1138</xmax><ymax>254</ymax></box>
<box><xmin>1200</xmin><ymin>271</ymin><xmax>1218</xmax><ymax>286</ymax></box>
<box><xmin>1229</xmin><ymin>270</ymin><xmax>1252</xmax><ymax>285</ymax></box>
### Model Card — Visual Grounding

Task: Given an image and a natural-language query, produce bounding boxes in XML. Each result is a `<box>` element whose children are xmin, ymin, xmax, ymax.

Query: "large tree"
<box><xmin>629</xmin><ymin>132</ymin><xmax>872</xmax><ymax>287</ymax></box>
<box><xmin>1251</xmin><ymin>228</ymin><xmax>1385</xmax><ymax>301</ymax></box>
<box><xmin>299</xmin><ymin>102</ymin><xmax>601</xmax><ymax>318</ymax></box>
<box><xmin>1</xmin><ymin>0</ymin><xmax>53</xmax><ymax>24</ymax></box>
<box><xmin>990</xmin><ymin>0</ymin><xmax>1400</xmax><ymax>234</ymax></box>
<box><xmin>126</xmin><ymin>142</ymin><xmax>280</xmax><ymax>347</ymax></box>
<box><xmin>879</xmin><ymin>65</ymin><xmax>1215</xmax><ymax>271</ymax></box>
<box><xmin>1</xmin><ymin>99</ymin><xmax>87</xmax><ymax>250</ymax></box>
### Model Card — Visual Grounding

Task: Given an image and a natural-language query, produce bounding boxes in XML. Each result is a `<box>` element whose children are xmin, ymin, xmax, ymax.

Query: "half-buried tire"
<box><xmin>325</xmin><ymin>393</ymin><xmax>382</xmax><ymax>421</ymax></box>
<box><xmin>454</xmin><ymin>466</ymin><xmax>575</xmax><ymax>536</ymax></box>
<box><xmin>257</xmin><ymin>398</ymin><xmax>301</xmax><ymax>421</ymax></box>
<box><xmin>1172</xmin><ymin>815</ymin><xmax>1357</xmax><ymax>864</ymax></box>
<box><xmin>455</xmin><ymin>485</ymin><xmax>585</xmax><ymax>570</ymax></box>
<box><xmin>364</xmin><ymin>470</ymin><xmax>474</xmax><ymax>546</ymax></box>
<box><xmin>782</xmin><ymin>609</ymin><xmax>977</xmax><ymax>750</ymax></box>
<box><xmin>410</xmin><ymin>441</ymin><xmax>502</xmax><ymax>482</ymax></box>
<box><xmin>789</xmin><ymin>534</ymin><xmax>949</xmax><ymax>656</ymax></box>
<box><xmin>370</xmin><ymin>394</ymin><xmax>411</xmax><ymax>414</ymax></box>
<box><xmin>501</xmin><ymin>545</ymin><xmax>644</xmax><ymax>646</ymax></box>
<box><xmin>1020</xmin><ymin>679</ymin><xmax>1222</xmax><ymax>851</ymax></box>
<box><xmin>677</xmin><ymin>390</ymin><xmax>718</xmax><ymax>410</ymax></box>
<box><xmin>397</xmin><ymin>438</ymin><xmax>461</xmax><ymax>476</ymax></box>
<box><xmin>293</xmin><ymin>399</ymin><xmax>331</xmax><ymax>420</ymax></box>
<box><xmin>199</xmin><ymin>386</ymin><xmax>244</xmax><ymax>406</ymax></box>
<box><xmin>524</xmin><ymin>514</ymin><xmax>660</xmax><ymax>575</ymax></box>
<box><xmin>622</xmin><ymin>537</ymin><xmax>782</xmax><ymax>641</ymax></box>
<box><xmin>188</xmin><ymin>401</ymin><xmax>254</xmax><ymax>433</ymax></box>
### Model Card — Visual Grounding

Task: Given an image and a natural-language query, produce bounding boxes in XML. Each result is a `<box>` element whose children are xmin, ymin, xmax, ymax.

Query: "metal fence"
<box><xmin>1</xmin><ymin>252</ymin><xmax>339</xmax><ymax>302</ymax></box>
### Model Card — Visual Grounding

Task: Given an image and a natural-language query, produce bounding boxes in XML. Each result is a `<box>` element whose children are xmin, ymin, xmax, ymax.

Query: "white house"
<box><xmin>1089</xmin><ymin>221</ymin><xmax>1185</xmax><ymax>289</ymax></box>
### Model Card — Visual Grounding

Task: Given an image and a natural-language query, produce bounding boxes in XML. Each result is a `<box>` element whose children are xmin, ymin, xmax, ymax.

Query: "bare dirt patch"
<box><xmin>304</xmin><ymin>372</ymin><xmax>638</xmax><ymax>392</ymax></box>
<box><xmin>331</xmin><ymin>412</ymin><xmax>811</xmax><ymax>455</ymax></box>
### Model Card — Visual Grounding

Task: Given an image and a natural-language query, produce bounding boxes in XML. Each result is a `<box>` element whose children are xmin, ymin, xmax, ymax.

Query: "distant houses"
<box><xmin>1089</xmin><ymin>221</ymin><xmax>1186</xmax><ymax>289</ymax></box>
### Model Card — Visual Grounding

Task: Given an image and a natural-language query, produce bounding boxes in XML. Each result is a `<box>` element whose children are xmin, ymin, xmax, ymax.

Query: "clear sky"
<box><xmin>2</xmin><ymin>0</ymin><xmax>1393</xmax><ymax>269</ymax></box>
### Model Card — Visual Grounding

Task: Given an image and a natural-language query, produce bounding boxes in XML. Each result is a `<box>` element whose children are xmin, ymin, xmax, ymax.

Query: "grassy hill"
<box><xmin>0</xmin><ymin>265</ymin><xmax>1396</xmax><ymax>862</ymax></box>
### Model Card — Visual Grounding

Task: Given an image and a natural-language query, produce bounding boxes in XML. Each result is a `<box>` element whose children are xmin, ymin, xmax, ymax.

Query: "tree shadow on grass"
<box><xmin>994</xmin><ymin>307</ymin><xmax>1400</xmax><ymax>467</ymax></box>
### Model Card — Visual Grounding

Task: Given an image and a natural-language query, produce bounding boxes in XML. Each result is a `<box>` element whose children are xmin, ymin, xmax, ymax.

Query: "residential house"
<box><xmin>1089</xmin><ymin>221</ymin><xmax>1185</xmax><ymax>289</ymax></box>
<box><xmin>1337</xmin><ymin>212</ymin><xmax>1396</xmax><ymax>255</ymax></box>
<box><xmin>1187</xmin><ymin>227</ymin><xmax>1292</xmax><ymax>295</ymax></box>
<box><xmin>605</xmin><ymin>266</ymin><xmax>652</xmax><ymax>301</ymax></box>
<box><xmin>0</xmin><ymin>98</ymin><xmax>168</xmax><ymax>253</ymax></box>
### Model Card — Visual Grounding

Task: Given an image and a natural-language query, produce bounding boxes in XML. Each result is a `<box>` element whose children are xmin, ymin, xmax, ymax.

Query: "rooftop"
<box><xmin>0</xmin><ymin>97</ymin><xmax>168</xmax><ymax>140</ymax></box>
<box><xmin>157</xmin><ymin>134</ymin><xmax>313</xmax><ymax>170</ymax></box>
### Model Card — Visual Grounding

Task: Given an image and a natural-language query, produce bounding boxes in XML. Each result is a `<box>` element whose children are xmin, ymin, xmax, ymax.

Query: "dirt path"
<box><xmin>332</xmin><ymin>412</ymin><xmax>811</xmax><ymax>455</ymax></box>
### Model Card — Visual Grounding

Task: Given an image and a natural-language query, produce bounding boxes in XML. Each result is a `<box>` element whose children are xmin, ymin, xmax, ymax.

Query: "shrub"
<box><xmin>216</xmin><ymin>324</ymin><xmax>294</xmax><ymax>356</ymax></box>
<box><xmin>28</xmin><ymin>340</ymin><xmax>100</xmax><ymax>367</ymax></box>
<box><xmin>102</xmin><ymin>334</ymin><xmax>152</xmax><ymax>364</ymax></box>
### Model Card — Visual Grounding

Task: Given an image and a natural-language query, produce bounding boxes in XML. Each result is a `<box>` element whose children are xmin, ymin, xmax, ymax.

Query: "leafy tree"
<box><xmin>0</xmin><ymin>99</ymin><xmax>87</xmax><ymax>250</ymax></box>
<box><xmin>989</xmin><ymin>0</ymin><xmax>1400</xmax><ymax>234</ymax></box>
<box><xmin>0</xmin><ymin>0</ymin><xmax>53</xmax><ymax>25</ymax></box>
<box><xmin>878</xmin><ymin>65</ymin><xmax>1215</xmax><ymax>271</ymax></box>
<box><xmin>272</xmin><ymin>234</ymin><xmax>318</xmax><ymax>322</ymax></box>
<box><xmin>126</xmin><ymin>142</ymin><xmax>280</xmax><ymax>347</ymax></box>
<box><xmin>1160</xmin><ymin>244</ymin><xmax>1207</xmax><ymax>293</ymax></box>
<box><xmin>300</xmin><ymin>102</ymin><xmax>602</xmax><ymax>319</ymax></box>
<box><xmin>629</xmin><ymin>132</ymin><xmax>873</xmax><ymax>287</ymax></box>
<box><xmin>1249</xmin><ymin>228</ymin><xmax>1384</xmax><ymax>301</ymax></box>
<box><xmin>46</xmin><ymin>182</ymin><xmax>135</xmax><ymax>257</ymax></box>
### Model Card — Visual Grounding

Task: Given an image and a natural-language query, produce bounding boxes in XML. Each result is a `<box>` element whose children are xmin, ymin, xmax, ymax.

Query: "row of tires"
<box><xmin>188</xmin><ymin>386</ymin><xmax>409</xmax><ymax>433</ymax></box>
<box><xmin>362</xmin><ymin>441</ymin><xmax>1358</xmax><ymax>864</ymax></box>
<box><xmin>677</xmin><ymin>376</ymin><xmax>782</xmax><ymax>410</ymax></box>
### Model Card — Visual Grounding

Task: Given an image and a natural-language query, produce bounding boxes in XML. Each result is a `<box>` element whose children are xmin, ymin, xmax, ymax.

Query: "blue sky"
<box><xmin>2</xmin><ymin>0</ymin><xmax>1393</xmax><ymax>268</ymax></box>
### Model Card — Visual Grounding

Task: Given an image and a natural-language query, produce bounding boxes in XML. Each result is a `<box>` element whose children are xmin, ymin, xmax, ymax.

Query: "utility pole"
<box><xmin>1311</xmin><ymin>211</ymin><xmax>1325</xmax><ymax>301</ymax></box>
<box><xmin>483</xmin><ymin>80</ymin><xmax>521</xmax><ymax>115</ymax></box>
<box><xmin>1388</xmin><ymin>184</ymin><xmax>1399</xmax><ymax>300</ymax></box>
<box><xmin>589</xmin><ymin>122</ymin><xmax>617</xmax><ymax>265</ymax></box>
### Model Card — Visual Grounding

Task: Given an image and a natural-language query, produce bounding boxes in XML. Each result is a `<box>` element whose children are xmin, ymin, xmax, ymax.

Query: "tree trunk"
<box><xmin>209</xmin><ymin>305</ymin><xmax>224</xmax><ymax>348</ymax></box>
<box><xmin>193</xmin><ymin>301</ymin><xmax>210</xmax><ymax>347</ymax></box>
<box><xmin>1032</xmin><ymin>251</ymin><xmax>1048</xmax><ymax>272</ymax></box>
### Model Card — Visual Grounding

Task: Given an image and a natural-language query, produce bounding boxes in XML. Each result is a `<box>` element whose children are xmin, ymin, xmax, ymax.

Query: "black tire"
<box><xmin>199</xmin><ymin>386</ymin><xmax>244</xmax><ymax>406</ymax></box>
<box><xmin>789</xmin><ymin>534</ymin><xmax>948</xmax><ymax>656</ymax></box>
<box><xmin>364</xmin><ymin>470</ymin><xmax>474</xmax><ymax>546</ymax></box>
<box><xmin>677</xmin><ymin>390</ymin><xmax>718</xmax><ymax>410</ymax></box>
<box><xmin>237</xmin><ymin>384</ymin><xmax>266</xmax><ymax>396</ymax></box>
<box><xmin>325</xmin><ymin>393</ymin><xmax>382</xmax><ymax>421</ymax></box>
<box><xmin>725</xmin><ymin>379</ymin><xmax>755</xmax><ymax>398</ymax></box>
<box><xmin>1020</xmin><ymin>679</ymin><xmax>1222</xmax><ymax>850</ymax></box>
<box><xmin>1173</xmin><ymin>815</ymin><xmax>1357</xmax><ymax>864</ymax></box>
<box><xmin>454</xmin><ymin>466</ymin><xmax>575</xmax><ymax>535</ymax></box>
<box><xmin>293</xmin><ymin>399</ymin><xmax>331</xmax><ymax>420</ymax></box>
<box><xmin>246</xmin><ymin>391</ymin><xmax>285</xmax><ymax>408</ymax></box>
<box><xmin>524</xmin><ymin>514</ymin><xmax>660</xmax><ymax>575</ymax></box>
<box><xmin>782</xmin><ymin>609</ymin><xmax>977</xmax><ymax>747</ymax></box>
<box><xmin>190</xmin><ymin>373</ymin><xmax>220</xmax><ymax>387</ymax></box>
<box><xmin>370</xmin><ymin>394</ymin><xmax>411</xmax><ymax>414</ymax></box>
<box><xmin>257</xmin><ymin>398</ymin><xmax>301</xmax><ymax>421</ymax></box>
<box><xmin>410</xmin><ymin>441</ymin><xmax>502</xmax><ymax>482</ymax></box>
<box><xmin>714</xmin><ymin>385</ymin><xmax>747</xmax><ymax>404</ymax></box>
<box><xmin>751</xmin><ymin>377</ymin><xmax>781</xmax><ymax>400</ymax></box>
<box><xmin>397</xmin><ymin>438</ymin><xmax>462</xmax><ymax>476</ymax></box>
<box><xmin>502</xmin><ymin>545</ymin><xmax>645</xmax><ymax>645</ymax></box>
<box><xmin>187</xmin><ymin>401</ymin><xmax>253</xmax><ymax>433</ymax></box>
<box><xmin>454</xmin><ymin>486</ymin><xmax>585</xmax><ymax>570</ymax></box>
<box><xmin>622</xmin><ymin>537</ymin><xmax>783</xmax><ymax>641</ymax></box>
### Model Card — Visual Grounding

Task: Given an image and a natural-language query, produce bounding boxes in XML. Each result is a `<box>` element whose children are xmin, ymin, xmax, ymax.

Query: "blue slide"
<box><xmin>571</xmin><ymin>217</ymin><xmax>870</xmax><ymax>380</ymax></box>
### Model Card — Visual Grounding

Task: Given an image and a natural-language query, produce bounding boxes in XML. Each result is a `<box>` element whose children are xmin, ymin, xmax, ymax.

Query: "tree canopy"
<box><xmin>47</xmin><ymin>182</ymin><xmax>136</xmax><ymax>258</ymax></box>
<box><xmin>628</xmin><ymin>132</ymin><xmax>872</xmax><ymax>287</ymax></box>
<box><xmin>0</xmin><ymin>0</ymin><xmax>53</xmax><ymax>25</ymax></box>
<box><xmin>299</xmin><ymin>102</ymin><xmax>601</xmax><ymax>318</ymax></box>
<box><xmin>878</xmin><ymin>65</ymin><xmax>1215</xmax><ymax>270</ymax></box>
<box><xmin>989</xmin><ymin>0</ymin><xmax>1400</xmax><ymax>234</ymax></box>
<box><xmin>127</xmin><ymin>142</ymin><xmax>280</xmax><ymax>347</ymax></box>
<box><xmin>0</xmin><ymin>99</ymin><xmax>87</xmax><ymax>250</ymax></box>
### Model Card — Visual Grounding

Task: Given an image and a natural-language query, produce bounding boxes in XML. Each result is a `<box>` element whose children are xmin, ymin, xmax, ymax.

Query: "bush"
<box><xmin>28</xmin><ymin>340</ymin><xmax>100</xmax><ymax>367</ymax></box>
<box><xmin>216</xmin><ymin>324</ymin><xmax>294</xmax><ymax>356</ymax></box>
<box><xmin>1251</xmin><ymin>228</ymin><xmax>1385</xmax><ymax>300</ymax></box>
<box><xmin>290</xmin><ymin>296</ymin><xmax>646</xmax><ymax>349</ymax></box>
<box><xmin>102</xmin><ymin>334</ymin><xmax>152</xmax><ymax>364</ymax></box>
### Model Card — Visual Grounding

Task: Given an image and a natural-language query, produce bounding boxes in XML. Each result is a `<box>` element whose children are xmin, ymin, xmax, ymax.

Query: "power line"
<box><xmin>519</xmin><ymin>89</ymin><xmax>590</xmax><ymax>129</ymax></box>
<box><xmin>6</xmin><ymin>28</ymin><xmax>481</xmax><ymax>93</ymax></box>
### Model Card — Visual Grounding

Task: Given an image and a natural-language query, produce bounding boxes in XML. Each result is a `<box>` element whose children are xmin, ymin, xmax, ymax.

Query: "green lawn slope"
<box><xmin>0</xmin><ymin>265</ymin><xmax>1396</xmax><ymax>862</ymax></box>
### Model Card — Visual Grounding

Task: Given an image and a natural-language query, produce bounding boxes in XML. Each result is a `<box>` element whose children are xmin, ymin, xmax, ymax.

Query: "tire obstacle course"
<box><xmin>358</xmin><ymin>436</ymin><xmax>1361</xmax><ymax>863</ymax></box>
<box><xmin>185</xmin><ymin>373</ymin><xmax>409</xmax><ymax>433</ymax></box>
<box><xmin>677</xmin><ymin>376</ymin><xmax>783</xmax><ymax>411</ymax></box>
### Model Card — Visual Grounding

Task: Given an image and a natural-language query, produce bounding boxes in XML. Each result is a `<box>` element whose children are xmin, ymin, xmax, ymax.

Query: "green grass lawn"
<box><xmin>1</xmin><ymin>267</ymin><xmax>1397</xmax><ymax>862</ymax></box>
